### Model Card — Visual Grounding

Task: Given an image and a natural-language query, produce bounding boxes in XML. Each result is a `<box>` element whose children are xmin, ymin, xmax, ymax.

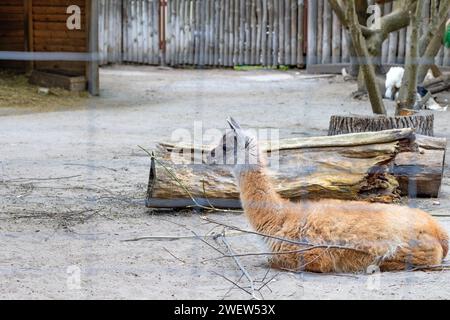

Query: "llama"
<box><xmin>208</xmin><ymin>117</ymin><xmax>449</xmax><ymax>273</ymax></box>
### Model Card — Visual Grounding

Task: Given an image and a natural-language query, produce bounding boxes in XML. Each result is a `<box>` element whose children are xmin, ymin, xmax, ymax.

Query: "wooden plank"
<box><xmin>245</xmin><ymin>0</ymin><xmax>251</xmax><ymax>64</ymax></box>
<box><xmin>331</xmin><ymin>11</ymin><xmax>341</xmax><ymax>64</ymax></box>
<box><xmin>381</xmin><ymin>2</ymin><xmax>391</xmax><ymax>64</ymax></box>
<box><xmin>214</xmin><ymin>0</ymin><xmax>221</xmax><ymax>66</ymax></box>
<box><xmin>306</xmin><ymin>0</ymin><xmax>317</xmax><ymax>65</ymax></box>
<box><xmin>342</xmin><ymin>29</ymin><xmax>350</xmax><ymax>63</ymax></box>
<box><xmin>321</xmin><ymin>0</ymin><xmax>331</xmax><ymax>64</ymax></box>
<box><xmin>267</xmin><ymin>0</ymin><xmax>274</xmax><ymax>66</ymax></box>
<box><xmin>297</xmin><ymin>0</ymin><xmax>304</xmax><ymax>66</ymax></box>
<box><xmin>224</xmin><ymin>0</ymin><xmax>230</xmax><ymax>66</ymax></box>
<box><xmin>272</xmin><ymin>0</ymin><xmax>278</xmax><ymax>65</ymax></box>
<box><xmin>397</xmin><ymin>27</ymin><xmax>406</xmax><ymax>64</ymax></box>
<box><xmin>316</xmin><ymin>0</ymin><xmax>323</xmax><ymax>64</ymax></box>
<box><xmin>154</xmin><ymin>0</ymin><xmax>161</xmax><ymax>64</ymax></box>
<box><xmin>278</xmin><ymin>0</ymin><xmax>284</xmax><ymax>65</ymax></box>
<box><xmin>218</xmin><ymin>0</ymin><xmax>224</xmax><ymax>65</ymax></box>
<box><xmin>204</xmin><ymin>0</ymin><xmax>210</xmax><ymax>65</ymax></box>
<box><xmin>228</xmin><ymin>0</ymin><xmax>234</xmax><ymax>66</ymax></box>
<box><xmin>142</xmin><ymin>0</ymin><xmax>149</xmax><ymax>64</ymax></box>
<box><xmin>284</xmin><ymin>0</ymin><xmax>291</xmax><ymax>65</ymax></box>
<box><xmin>233</xmin><ymin>0</ymin><xmax>240</xmax><ymax>65</ymax></box>
<box><xmin>261</xmin><ymin>0</ymin><xmax>267</xmax><ymax>66</ymax></box>
<box><xmin>87</xmin><ymin>0</ymin><xmax>99</xmax><ymax>95</ymax></box>
<box><xmin>290</xmin><ymin>0</ymin><xmax>297</xmax><ymax>66</ymax></box>
<box><xmin>29</xmin><ymin>69</ymin><xmax>86</xmax><ymax>91</ymax></box>
<box><xmin>250</xmin><ymin>0</ymin><xmax>257</xmax><ymax>65</ymax></box>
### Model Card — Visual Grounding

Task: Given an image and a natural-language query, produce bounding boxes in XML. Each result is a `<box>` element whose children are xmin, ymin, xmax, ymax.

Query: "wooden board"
<box><xmin>29</xmin><ymin>69</ymin><xmax>86</xmax><ymax>91</ymax></box>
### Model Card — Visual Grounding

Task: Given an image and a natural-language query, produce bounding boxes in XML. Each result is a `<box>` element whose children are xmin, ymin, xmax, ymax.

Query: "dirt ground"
<box><xmin>1</xmin><ymin>65</ymin><xmax>450</xmax><ymax>300</ymax></box>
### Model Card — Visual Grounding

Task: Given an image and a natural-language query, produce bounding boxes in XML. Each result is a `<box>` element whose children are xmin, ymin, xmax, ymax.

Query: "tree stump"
<box><xmin>328</xmin><ymin>113</ymin><xmax>434</xmax><ymax>136</ymax></box>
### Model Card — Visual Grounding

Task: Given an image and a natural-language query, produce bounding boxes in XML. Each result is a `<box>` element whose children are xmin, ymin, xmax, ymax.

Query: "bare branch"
<box><xmin>397</xmin><ymin>0</ymin><xmax>425</xmax><ymax>112</ymax></box>
<box><xmin>346</xmin><ymin>0</ymin><xmax>386</xmax><ymax>114</ymax></box>
<box><xmin>219</xmin><ymin>233</ymin><xmax>260</xmax><ymax>300</ymax></box>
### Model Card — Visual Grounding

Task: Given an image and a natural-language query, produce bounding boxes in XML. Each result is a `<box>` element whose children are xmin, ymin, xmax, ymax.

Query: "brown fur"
<box><xmin>238</xmin><ymin>167</ymin><xmax>449</xmax><ymax>273</ymax></box>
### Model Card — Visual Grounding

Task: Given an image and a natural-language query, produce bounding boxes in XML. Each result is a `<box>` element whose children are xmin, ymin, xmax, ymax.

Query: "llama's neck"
<box><xmin>235</xmin><ymin>156</ymin><xmax>284</xmax><ymax>235</ymax></box>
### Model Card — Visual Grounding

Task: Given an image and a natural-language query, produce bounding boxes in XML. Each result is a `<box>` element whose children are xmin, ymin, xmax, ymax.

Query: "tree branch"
<box><xmin>397</xmin><ymin>0</ymin><xmax>425</xmax><ymax>113</ymax></box>
<box><xmin>346</xmin><ymin>0</ymin><xmax>387</xmax><ymax>114</ymax></box>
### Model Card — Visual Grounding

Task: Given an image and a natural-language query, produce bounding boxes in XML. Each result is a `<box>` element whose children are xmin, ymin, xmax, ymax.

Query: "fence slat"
<box><xmin>321</xmin><ymin>0</ymin><xmax>331</xmax><ymax>64</ymax></box>
<box><xmin>267</xmin><ymin>0</ymin><xmax>273</xmax><ymax>66</ymax></box>
<box><xmin>332</xmin><ymin>11</ymin><xmax>341</xmax><ymax>64</ymax></box>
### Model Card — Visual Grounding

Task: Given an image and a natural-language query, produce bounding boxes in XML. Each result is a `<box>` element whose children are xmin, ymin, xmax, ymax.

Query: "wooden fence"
<box><xmin>307</xmin><ymin>0</ymin><xmax>450</xmax><ymax>71</ymax></box>
<box><xmin>99</xmin><ymin>0</ymin><xmax>306</xmax><ymax>66</ymax></box>
<box><xmin>99</xmin><ymin>0</ymin><xmax>123</xmax><ymax>65</ymax></box>
<box><xmin>99</xmin><ymin>0</ymin><xmax>450</xmax><ymax>69</ymax></box>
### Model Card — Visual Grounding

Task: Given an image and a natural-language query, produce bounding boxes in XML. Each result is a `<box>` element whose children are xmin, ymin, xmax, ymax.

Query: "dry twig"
<box><xmin>218</xmin><ymin>232</ymin><xmax>260</xmax><ymax>300</ymax></box>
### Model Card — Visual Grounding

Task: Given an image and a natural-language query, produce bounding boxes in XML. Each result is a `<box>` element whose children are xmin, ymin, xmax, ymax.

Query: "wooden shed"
<box><xmin>0</xmin><ymin>0</ymin><xmax>99</xmax><ymax>95</ymax></box>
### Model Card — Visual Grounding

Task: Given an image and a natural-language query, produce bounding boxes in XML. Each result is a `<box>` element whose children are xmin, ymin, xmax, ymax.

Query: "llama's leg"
<box><xmin>302</xmin><ymin>249</ymin><xmax>377</xmax><ymax>273</ymax></box>
<box><xmin>267</xmin><ymin>249</ymin><xmax>332</xmax><ymax>273</ymax></box>
<box><xmin>380</xmin><ymin>238</ymin><xmax>444</xmax><ymax>271</ymax></box>
<box><xmin>379</xmin><ymin>261</ymin><xmax>409</xmax><ymax>271</ymax></box>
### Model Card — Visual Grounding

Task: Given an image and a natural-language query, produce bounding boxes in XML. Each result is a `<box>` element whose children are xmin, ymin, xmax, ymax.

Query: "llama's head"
<box><xmin>207</xmin><ymin>117</ymin><xmax>260</xmax><ymax>172</ymax></box>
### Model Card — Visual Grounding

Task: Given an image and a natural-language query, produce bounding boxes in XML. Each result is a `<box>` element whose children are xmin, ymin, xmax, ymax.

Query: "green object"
<box><xmin>445</xmin><ymin>24</ymin><xmax>450</xmax><ymax>48</ymax></box>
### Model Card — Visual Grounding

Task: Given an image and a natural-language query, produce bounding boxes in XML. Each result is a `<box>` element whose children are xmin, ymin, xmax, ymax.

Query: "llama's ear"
<box><xmin>227</xmin><ymin>117</ymin><xmax>242</xmax><ymax>132</ymax></box>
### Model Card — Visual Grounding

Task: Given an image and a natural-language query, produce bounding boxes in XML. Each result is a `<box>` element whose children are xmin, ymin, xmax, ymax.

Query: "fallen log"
<box><xmin>146</xmin><ymin>129</ymin><xmax>446</xmax><ymax>209</ymax></box>
<box><xmin>393</xmin><ymin>135</ymin><xmax>447</xmax><ymax>197</ymax></box>
<box><xmin>423</xmin><ymin>74</ymin><xmax>450</xmax><ymax>94</ymax></box>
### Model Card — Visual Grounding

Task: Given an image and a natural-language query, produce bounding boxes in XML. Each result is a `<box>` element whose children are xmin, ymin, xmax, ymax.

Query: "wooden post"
<box><xmin>322</xmin><ymin>0</ymin><xmax>331</xmax><ymax>64</ymax></box>
<box><xmin>88</xmin><ymin>0</ymin><xmax>100</xmax><ymax>96</ymax></box>
<box><xmin>297</xmin><ymin>0</ymin><xmax>304</xmax><ymax>66</ymax></box>
<box><xmin>267</xmin><ymin>0</ymin><xmax>274</xmax><ymax>66</ymax></box>
<box><xmin>307</xmin><ymin>0</ymin><xmax>318</xmax><ymax>65</ymax></box>
<box><xmin>291</xmin><ymin>0</ymin><xmax>297</xmax><ymax>66</ymax></box>
<box><xmin>273</xmin><ymin>0</ymin><xmax>279</xmax><ymax>65</ymax></box>
<box><xmin>316</xmin><ymin>0</ymin><xmax>323</xmax><ymax>64</ymax></box>
<box><xmin>381</xmin><ymin>2</ymin><xmax>391</xmax><ymax>65</ymax></box>
<box><xmin>256</xmin><ymin>0</ymin><xmax>262</xmax><ymax>65</ymax></box>
<box><xmin>261</xmin><ymin>0</ymin><xmax>267</xmax><ymax>66</ymax></box>
<box><xmin>332</xmin><ymin>11</ymin><xmax>341</xmax><ymax>64</ymax></box>
<box><xmin>24</xmin><ymin>0</ymin><xmax>34</xmax><ymax>72</ymax></box>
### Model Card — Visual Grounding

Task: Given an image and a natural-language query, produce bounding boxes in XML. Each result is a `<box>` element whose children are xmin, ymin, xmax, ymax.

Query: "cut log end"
<box><xmin>328</xmin><ymin>114</ymin><xmax>435</xmax><ymax>137</ymax></box>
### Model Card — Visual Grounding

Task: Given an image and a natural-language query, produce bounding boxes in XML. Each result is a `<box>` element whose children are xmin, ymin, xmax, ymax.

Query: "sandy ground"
<box><xmin>1</xmin><ymin>65</ymin><xmax>450</xmax><ymax>300</ymax></box>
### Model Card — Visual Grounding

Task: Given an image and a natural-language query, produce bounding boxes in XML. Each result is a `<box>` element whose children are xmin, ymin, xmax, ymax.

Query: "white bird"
<box><xmin>385</xmin><ymin>67</ymin><xmax>405</xmax><ymax>100</ymax></box>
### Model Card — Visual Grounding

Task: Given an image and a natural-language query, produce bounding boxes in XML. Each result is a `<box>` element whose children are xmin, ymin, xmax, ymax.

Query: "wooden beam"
<box><xmin>307</xmin><ymin>0</ymin><xmax>318</xmax><ymax>65</ymax></box>
<box><xmin>87</xmin><ymin>0</ymin><xmax>99</xmax><ymax>95</ymax></box>
<box><xmin>24</xmin><ymin>0</ymin><xmax>34</xmax><ymax>72</ymax></box>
